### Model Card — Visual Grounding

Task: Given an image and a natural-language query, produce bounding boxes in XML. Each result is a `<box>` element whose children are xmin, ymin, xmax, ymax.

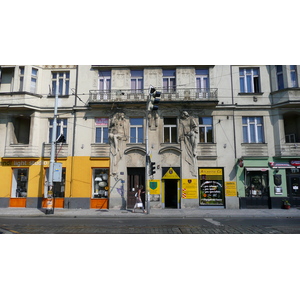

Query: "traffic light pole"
<box><xmin>46</xmin><ymin>83</ymin><xmax>59</xmax><ymax>214</ymax></box>
<box><xmin>145</xmin><ymin>90</ymin><xmax>150</xmax><ymax>214</ymax></box>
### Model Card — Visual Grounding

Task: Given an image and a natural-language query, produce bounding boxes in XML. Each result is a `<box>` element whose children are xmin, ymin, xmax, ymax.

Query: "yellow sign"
<box><xmin>149</xmin><ymin>180</ymin><xmax>160</xmax><ymax>194</ymax></box>
<box><xmin>199</xmin><ymin>169</ymin><xmax>223</xmax><ymax>176</ymax></box>
<box><xmin>182</xmin><ymin>179</ymin><xmax>198</xmax><ymax>199</ymax></box>
<box><xmin>162</xmin><ymin>168</ymin><xmax>180</xmax><ymax>179</ymax></box>
<box><xmin>225</xmin><ymin>181</ymin><xmax>237</xmax><ymax>196</ymax></box>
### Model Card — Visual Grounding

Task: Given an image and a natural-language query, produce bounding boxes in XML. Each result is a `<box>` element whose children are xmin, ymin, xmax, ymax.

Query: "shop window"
<box><xmin>163</xmin><ymin>118</ymin><xmax>177</xmax><ymax>143</ymax></box>
<box><xmin>11</xmin><ymin>168</ymin><xmax>28</xmax><ymax>198</ymax></box>
<box><xmin>95</xmin><ymin>118</ymin><xmax>109</xmax><ymax>143</ymax></box>
<box><xmin>92</xmin><ymin>168</ymin><xmax>109</xmax><ymax>198</ymax></box>
<box><xmin>12</xmin><ymin>116</ymin><xmax>31</xmax><ymax>144</ymax></box>
<box><xmin>245</xmin><ymin>171</ymin><xmax>268</xmax><ymax>197</ymax></box>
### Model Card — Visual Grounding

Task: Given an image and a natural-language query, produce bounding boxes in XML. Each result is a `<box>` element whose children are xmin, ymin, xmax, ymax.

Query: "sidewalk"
<box><xmin>0</xmin><ymin>207</ymin><xmax>299</xmax><ymax>218</ymax></box>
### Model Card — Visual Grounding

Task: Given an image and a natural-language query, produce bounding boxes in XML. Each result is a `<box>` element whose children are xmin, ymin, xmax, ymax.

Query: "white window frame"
<box><xmin>199</xmin><ymin>117</ymin><xmax>213</xmax><ymax>143</ymax></box>
<box><xmin>49</xmin><ymin>118</ymin><xmax>67</xmax><ymax>143</ymax></box>
<box><xmin>290</xmin><ymin>65</ymin><xmax>298</xmax><ymax>88</ymax></box>
<box><xmin>130</xmin><ymin>70</ymin><xmax>143</xmax><ymax>91</ymax></box>
<box><xmin>130</xmin><ymin>118</ymin><xmax>144</xmax><ymax>144</ymax></box>
<box><xmin>242</xmin><ymin>117</ymin><xmax>264</xmax><ymax>143</ymax></box>
<box><xmin>163</xmin><ymin>118</ymin><xmax>177</xmax><ymax>143</ymax></box>
<box><xmin>163</xmin><ymin>70</ymin><xmax>176</xmax><ymax>92</ymax></box>
<box><xmin>239</xmin><ymin>68</ymin><xmax>260</xmax><ymax>93</ymax></box>
<box><xmin>95</xmin><ymin>118</ymin><xmax>109</xmax><ymax>143</ymax></box>
<box><xmin>30</xmin><ymin>68</ymin><xmax>38</xmax><ymax>93</ymax></box>
<box><xmin>51</xmin><ymin>71</ymin><xmax>70</xmax><ymax>96</ymax></box>
<box><xmin>19</xmin><ymin>66</ymin><xmax>25</xmax><ymax>92</ymax></box>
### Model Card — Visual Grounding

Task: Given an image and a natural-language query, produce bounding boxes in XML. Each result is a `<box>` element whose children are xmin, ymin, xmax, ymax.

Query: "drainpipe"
<box><xmin>230</xmin><ymin>65</ymin><xmax>237</xmax><ymax>160</ymax></box>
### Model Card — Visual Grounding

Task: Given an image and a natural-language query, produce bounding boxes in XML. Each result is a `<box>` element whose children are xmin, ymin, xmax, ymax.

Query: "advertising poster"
<box><xmin>182</xmin><ymin>179</ymin><xmax>198</xmax><ymax>199</ymax></box>
<box><xmin>225</xmin><ymin>181</ymin><xmax>237</xmax><ymax>196</ymax></box>
<box><xmin>199</xmin><ymin>168</ymin><xmax>224</xmax><ymax>205</ymax></box>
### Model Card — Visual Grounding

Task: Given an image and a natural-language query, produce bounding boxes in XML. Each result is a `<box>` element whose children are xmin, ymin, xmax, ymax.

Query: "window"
<box><xmin>30</xmin><ymin>68</ymin><xmax>38</xmax><ymax>93</ymax></box>
<box><xmin>12</xmin><ymin>116</ymin><xmax>31</xmax><ymax>144</ymax></box>
<box><xmin>11</xmin><ymin>168</ymin><xmax>28</xmax><ymax>198</ymax></box>
<box><xmin>163</xmin><ymin>69</ymin><xmax>176</xmax><ymax>92</ymax></box>
<box><xmin>245</xmin><ymin>171</ymin><xmax>268</xmax><ymax>197</ymax></box>
<box><xmin>95</xmin><ymin>118</ymin><xmax>109</xmax><ymax>143</ymax></box>
<box><xmin>49</xmin><ymin>118</ymin><xmax>67</xmax><ymax>143</ymax></box>
<box><xmin>44</xmin><ymin>168</ymin><xmax>66</xmax><ymax>198</ymax></box>
<box><xmin>92</xmin><ymin>168</ymin><xmax>109</xmax><ymax>198</ymax></box>
<box><xmin>131</xmin><ymin>70</ymin><xmax>143</xmax><ymax>91</ymax></box>
<box><xmin>290</xmin><ymin>65</ymin><xmax>298</xmax><ymax>87</ymax></box>
<box><xmin>130</xmin><ymin>118</ymin><xmax>144</xmax><ymax>143</ymax></box>
<box><xmin>239</xmin><ymin>68</ymin><xmax>260</xmax><ymax>93</ymax></box>
<box><xmin>0</xmin><ymin>67</ymin><xmax>14</xmax><ymax>92</ymax></box>
<box><xmin>196</xmin><ymin>69</ymin><xmax>209</xmax><ymax>90</ymax></box>
<box><xmin>199</xmin><ymin>117</ymin><xmax>213</xmax><ymax>143</ymax></box>
<box><xmin>276</xmin><ymin>65</ymin><xmax>284</xmax><ymax>90</ymax></box>
<box><xmin>164</xmin><ymin>118</ymin><xmax>177</xmax><ymax>143</ymax></box>
<box><xmin>99</xmin><ymin>70</ymin><xmax>111</xmax><ymax>100</ymax></box>
<box><xmin>19</xmin><ymin>67</ymin><xmax>24</xmax><ymax>92</ymax></box>
<box><xmin>52</xmin><ymin>71</ymin><xmax>70</xmax><ymax>96</ymax></box>
<box><xmin>242</xmin><ymin>117</ymin><xmax>264</xmax><ymax>143</ymax></box>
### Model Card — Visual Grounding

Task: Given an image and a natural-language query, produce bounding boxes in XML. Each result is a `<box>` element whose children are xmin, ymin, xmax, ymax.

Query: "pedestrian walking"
<box><xmin>132</xmin><ymin>185</ymin><xmax>146</xmax><ymax>213</ymax></box>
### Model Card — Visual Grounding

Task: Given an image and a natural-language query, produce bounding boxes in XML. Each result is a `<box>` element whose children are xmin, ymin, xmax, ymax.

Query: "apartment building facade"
<box><xmin>0</xmin><ymin>65</ymin><xmax>299</xmax><ymax>210</ymax></box>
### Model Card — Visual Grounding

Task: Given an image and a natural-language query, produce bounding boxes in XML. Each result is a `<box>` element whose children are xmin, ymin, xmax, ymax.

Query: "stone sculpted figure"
<box><xmin>179</xmin><ymin>111</ymin><xmax>198</xmax><ymax>176</ymax></box>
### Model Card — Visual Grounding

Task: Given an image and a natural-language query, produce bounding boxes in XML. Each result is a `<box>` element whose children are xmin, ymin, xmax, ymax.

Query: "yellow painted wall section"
<box><xmin>70</xmin><ymin>157</ymin><xmax>110</xmax><ymax>198</ymax></box>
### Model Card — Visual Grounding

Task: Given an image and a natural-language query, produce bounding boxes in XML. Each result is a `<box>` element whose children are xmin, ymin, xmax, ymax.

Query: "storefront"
<box><xmin>198</xmin><ymin>168</ymin><xmax>225</xmax><ymax>206</ymax></box>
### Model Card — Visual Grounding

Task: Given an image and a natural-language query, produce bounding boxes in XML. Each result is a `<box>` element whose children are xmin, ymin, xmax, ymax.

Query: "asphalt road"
<box><xmin>1</xmin><ymin>217</ymin><xmax>300</xmax><ymax>234</ymax></box>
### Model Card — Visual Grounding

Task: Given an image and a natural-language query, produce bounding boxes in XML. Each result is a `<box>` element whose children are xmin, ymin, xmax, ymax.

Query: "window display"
<box><xmin>11</xmin><ymin>168</ymin><xmax>28</xmax><ymax>198</ymax></box>
<box><xmin>93</xmin><ymin>168</ymin><xmax>109</xmax><ymax>198</ymax></box>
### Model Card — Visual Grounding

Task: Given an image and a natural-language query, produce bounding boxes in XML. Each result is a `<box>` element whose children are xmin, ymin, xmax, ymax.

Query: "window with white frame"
<box><xmin>164</xmin><ymin>118</ymin><xmax>177</xmax><ymax>143</ymax></box>
<box><xmin>98</xmin><ymin>70</ymin><xmax>111</xmax><ymax>100</ymax></box>
<box><xmin>276</xmin><ymin>65</ymin><xmax>284</xmax><ymax>90</ymax></box>
<box><xmin>49</xmin><ymin>118</ymin><xmax>67</xmax><ymax>143</ymax></box>
<box><xmin>242</xmin><ymin>116</ymin><xmax>264</xmax><ymax>143</ymax></box>
<box><xmin>30</xmin><ymin>68</ymin><xmax>38</xmax><ymax>93</ymax></box>
<box><xmin>199</xmin><ymin>117</ymin><xmax>213</xmax><ymax>143</ymax></box>
<box><xmin>163</xmin><ymin>69</ymin><xmax>176</xmax><ymax>92</ymax></box>
<box><xmin>130</xmin><ymin>118</ymin><xmax>144</xmax><ymax>143</ymax></box>
<box><xmin>95</xmin><ymin>118</ymin><xmax>109</xmax><ymax>143</ymax></box>
<box><xmin>131</xmin><ymin>70</ymin><xmax>143</xmax><ymax>91</ymax></box>
<box><xmin>239</xmin><ymin>68</ymin><xmax>260</xmax><ymax>93</ymax></box>
<box><xmin>290</xmin><ymin>65</ymin><xmax>298</xmax><ymax>87</ymax></box>
<box><xmin>51</xmin><ymin>71</ymin><xmax>70</xmax><ymax>96</ymax></box>
<box><xmin>196</xmin><ymin>69</ymin><xmax>209</xmax><ymax>90</ymax></box>
<box><xmin>19</xmin><ymin>66</ymin><xmax>24</xmax><ymax>92</ymax></box>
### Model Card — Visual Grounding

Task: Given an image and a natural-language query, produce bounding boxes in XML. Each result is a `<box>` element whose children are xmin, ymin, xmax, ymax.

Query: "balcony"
<box><xmin>89</xmin><ymin>88</ymin><xmax>218</xmax><ymax>105</ymax></box>
<box><xmin>4</xmin><ymin>144</ymin><xmax>39</xmax><ymax>158</ymax></box>
<box><xmin>275</xmin><ymin>143</ymin><xmax>300</xmax><ymax>157</ymax></box>
<box><xmin>271</xmin><ymin>88</ymin><xmax>300</xmax><ymax>108</ymax></box>
<box><xmin>241</xmin><ymin>143</ymin><xmax>269</xmax><ymax>157</ymax></box>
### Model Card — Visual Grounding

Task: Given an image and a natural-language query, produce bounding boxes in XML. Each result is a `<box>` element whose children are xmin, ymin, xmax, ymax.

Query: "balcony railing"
<box><xmin>89</xmin><ymin>88</ymin><xmax>218</xmax><ymax>103</ymax></box>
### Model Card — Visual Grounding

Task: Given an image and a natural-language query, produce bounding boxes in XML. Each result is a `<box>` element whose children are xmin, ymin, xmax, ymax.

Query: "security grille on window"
<box><xmin>52</xmin><ymin>72</ymin><xmax>70</xmax><ymax>96</ymax></box>
<box><xmin>199</xmin><ymin>117</ymin><xmax>213</xmax><ymax>143</ymax></box>
<box><xmin>95</xmin><ymin>118</ymin><xmax>109</xmax><ymax>143</ymax></box>
<box><xmin>239</xmin><ymin>68</ymin><xmax>260</xmax><ymax>93</ymax></box>
<box><xmin>164</xmin><ymin>118</ymin><xmax>177</xmax><ymax>143</ymax></box>
<box><xmin>49</xmin><ymin>118</ymin><xmax>67</xmax><ymax>143</ymax></box>
<box><xmin>242</xmin><ymin>116</ymin><xmax>264</xmax><ymax>143</ymax></box>
<box><xmin>130</xmin><ymin>118</ymin><xmax>144</xmax><ymax>143</ymax></box>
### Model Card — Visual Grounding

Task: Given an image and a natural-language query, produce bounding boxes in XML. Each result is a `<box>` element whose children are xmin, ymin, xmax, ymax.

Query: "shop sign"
<box><xmin>269</xmin><ymin>161</ymin><xmax>294</xmax><ymax>168</ymax></box>
<box><xmin>225</xmin><ymin>181</ymin><xmax>237</xmax><ymax>197</ymax></box>
<box><xmin>149</xmin><ymin>180</ymin><xmax>160</xmax><ymax>194</ymax></box>
<box><xmin>290</xmin><ymin>160</ymin><xmax>300</xmax><ymax>167</ymax></box>
<box><xmin>0</xmin><ymin>159</ymin><xmax>49</xmax><ymax>166</ymax></box>
<box><xmin>162</xmin><ymin>168</ymin><xmax>180</xmax><ymax>179</ymax></box>
<box><xmin>95</xmin><ymin>118</ymin><xmax>109</xmax><ymax>126</ymax></box>
<box><xmin>182</xmin><ymin>179</ymin><xmax>198</xmax><ymax>199</ymax></box>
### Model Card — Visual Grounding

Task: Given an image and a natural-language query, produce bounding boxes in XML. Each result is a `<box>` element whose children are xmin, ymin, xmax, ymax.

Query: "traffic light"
<box><xmin>148</xmin><ymin>86</ymin><xmax>161</xmax><ymax>111</ymax></box>
<box><xmin>149</xmin><ymin>161</ymin><xmax>156</xmax><ymax>176</ymax></box>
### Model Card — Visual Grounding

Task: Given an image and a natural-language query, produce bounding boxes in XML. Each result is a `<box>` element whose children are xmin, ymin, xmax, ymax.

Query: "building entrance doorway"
<box><xmin>286</xmin><ymin>169</ymin><xmax>300</xmax><ymax>206</ymax></box>
<box><xmin>127</xmin><ymin>168</ymin><xmax>145</xmax><ymax>209</ymax></box>
<box><xmin>164</xmin><ymin>179</ymin><xmax>179</xmax><ymax>208</ymax></box>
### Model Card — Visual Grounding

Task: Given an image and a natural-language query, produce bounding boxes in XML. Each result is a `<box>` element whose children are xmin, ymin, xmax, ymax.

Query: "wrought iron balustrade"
<box><xmin>89</xmin><ymin>88</ymin><xmax>218</xmax><ymax>103</ymax></box>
